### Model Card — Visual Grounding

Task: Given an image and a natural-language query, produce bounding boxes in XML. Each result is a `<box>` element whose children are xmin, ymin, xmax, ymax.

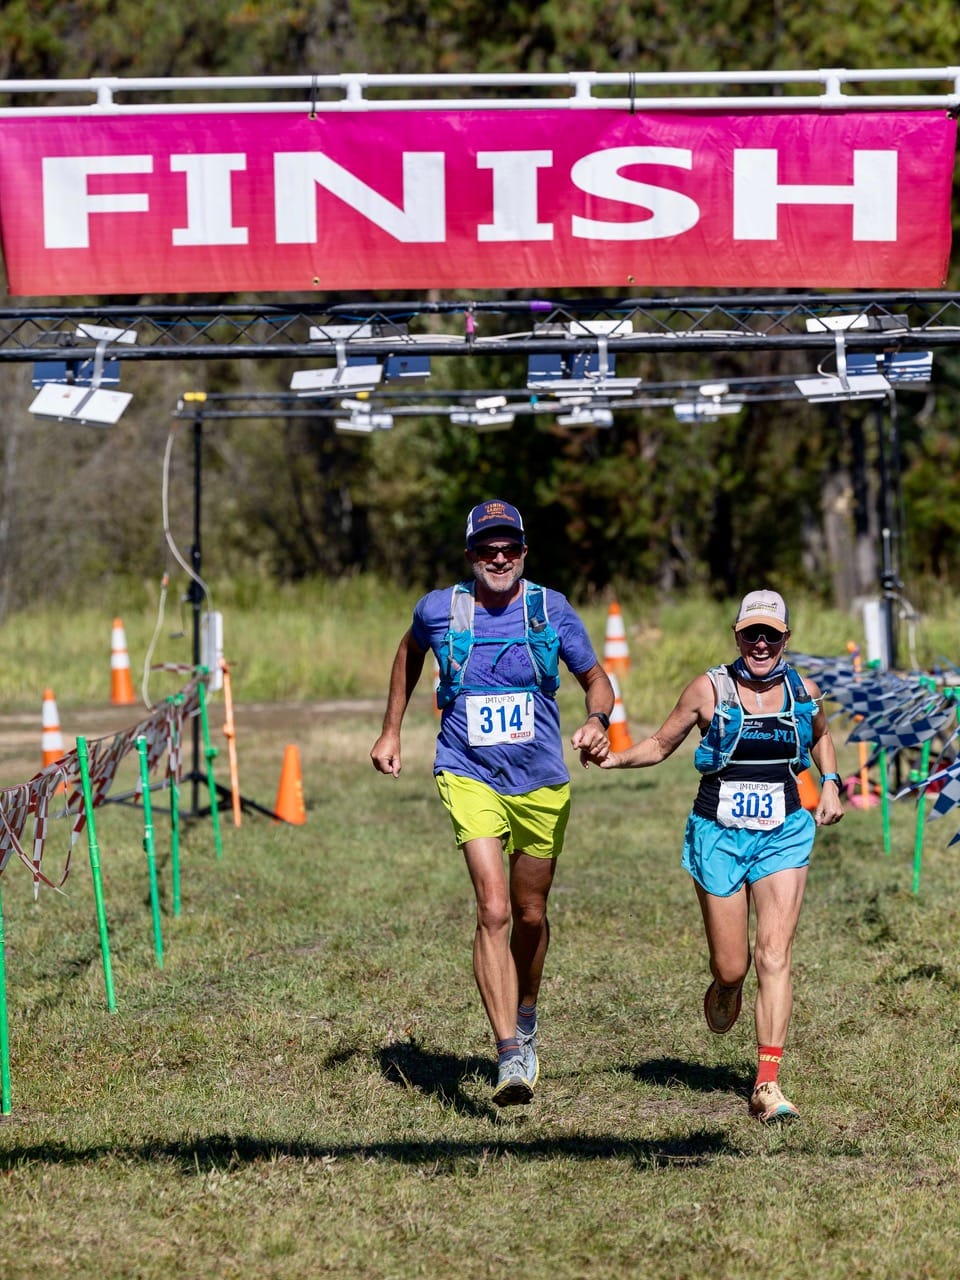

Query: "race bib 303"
<box><xmin>716</xmin><ymin>780</ymin><xmax>786</xmax><ymax>830</ymax></box>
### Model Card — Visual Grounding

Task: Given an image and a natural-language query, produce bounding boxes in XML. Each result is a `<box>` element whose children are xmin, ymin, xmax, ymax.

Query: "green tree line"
<box><xmin>0</xmin><ymin>1</ymin><xmax>958</xmax><ymax>617</ymax></box>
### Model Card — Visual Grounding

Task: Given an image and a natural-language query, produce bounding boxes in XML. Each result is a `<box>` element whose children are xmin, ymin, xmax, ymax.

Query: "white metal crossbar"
<box><xmin>0</xmin><ymin>69</ymin><xmax>958</xmax><ymax>115</ymax></box>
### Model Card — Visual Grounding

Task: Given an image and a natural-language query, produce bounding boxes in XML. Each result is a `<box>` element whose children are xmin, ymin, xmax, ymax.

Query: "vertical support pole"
<box><xmin>196</xmin><ymin>670</ymin><xmax>223</xmax><ymax>859</ymax></box>
<box><xmin>189</xmin><ymin>408</ymin><xmax>204</xmax><ymax>818</ymax></box>
<box><xmin>879</xmin><ymin>747</ymin><xmax>891</xmax><ymax>857</ymax></box>
<box><xmin>222</xmin><ymin>661</ymin><xmax>242</xmax><ymax>827</ymax></box>
<box><xmin>847</xmin><ymin>641</ymin><xmax>877</xmax><ymax>812</ymax></box>
<box><xmin>136</xmin><ymin>736</ymin><xmax>164</xmax><ymax>968</ymax></box>
<box><xmin>169</xmin><ymin>695</ymin><xmax>182</xmax><ymax>918</ymax></box>
<box><xmin>76</xmin><ymin>736</ymin><xmax>117</xmax><ymax>1012</ymax></box>
<box><xmin>855</xmin><ymin>674</ymin><xmax>872</xmax><ymax>807</ymax></box>
<box><xmin>863</xmin><ymin>657</ymin><xmax>891</xmax><ymax>855</ymax></box>
<box><xmin>887</xmin><ymin>391</ymin><xmax>909</xmax><ymax>649</ymax></box>
<box><xmin>875</xmin><ymin>398</ymin><xmax>900</xmax><ymax>671</ymax></box>
<box><xmin>0</xmin><ymin>882</ymin><xmax>12</xmax><ymax>1114</ymax></box>
<box><xmin>911</xmin><ymin>677</ymin><xmax>936</xmax><ymax>896</ymax></box>
<box><xmin>911</xmin><ymin>738</ymin><xmax>932</xmax><ymax>896</ymax></box>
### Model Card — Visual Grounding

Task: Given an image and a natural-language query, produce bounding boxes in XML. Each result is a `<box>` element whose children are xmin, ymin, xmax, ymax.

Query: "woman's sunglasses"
<box><xmin>739</xmin><ymin>625</ymin><xmax>785</xmax><ymax>645</ymax></box>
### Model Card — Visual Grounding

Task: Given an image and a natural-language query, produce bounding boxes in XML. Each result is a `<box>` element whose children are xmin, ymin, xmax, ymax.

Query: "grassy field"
<box><xmin>1</xmin><ymin>584</ymin><xmax>960</xmax><ymax>1277</ymax></box>
<box><xmin>0</xmin><ymin>691</ymin><xmax>959</xmax><ymax>1274</ymax></box>
<box><xmin>1</xmin><ymin>571</ymin><xmax>956</xmax><ymax>715</ymax></box>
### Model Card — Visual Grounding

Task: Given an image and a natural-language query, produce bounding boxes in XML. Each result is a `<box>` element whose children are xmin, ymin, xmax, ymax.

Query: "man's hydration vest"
<box><xmin>693</xmin><ymin>663</ymin><xmax>816</xmax><ymax>776</ymax></box>
<box><xmin>435</xmin><ymin>580</ymin><xmax>561</xmax><ymax>709</ymax></box>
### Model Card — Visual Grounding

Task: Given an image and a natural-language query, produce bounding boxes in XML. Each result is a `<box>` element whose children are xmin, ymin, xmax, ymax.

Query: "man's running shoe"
<box><xmin>703</xmin><ymin>978</ymin><xmax>744</xmax><ymax>1034</ymax></box>
<box><xmin>517</xmin><ymin>1025</ymin><xmax>539</xmax><ymax>1092</ymax></box>
<box><xmin>492</xmin><ymin>1054</ymin><xmax>533</xmax><ymax>1107</ymax></box>
<box><xmin>750</xmin><ymin>1081</ymin><xmax>800</xmax><ymax>1124</ymax></box>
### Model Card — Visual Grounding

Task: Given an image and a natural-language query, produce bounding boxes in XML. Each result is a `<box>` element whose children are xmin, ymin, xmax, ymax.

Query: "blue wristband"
<box><xmin>820</xmin><ymin>772</ymin><xmax>841</xmax><ymax>785</ymax></box>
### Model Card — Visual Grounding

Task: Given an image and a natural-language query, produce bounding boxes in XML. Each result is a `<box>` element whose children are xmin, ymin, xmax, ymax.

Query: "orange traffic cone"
<box><xmin>110</xmin><ymin>617</ymin><xmax>136</xmax><ymax>705</ymax></box>
<box><xmin>274</xmin><ymin>744</ymin><xmax>306</xmax><ymax>824</ymax></box>
<box><xmin>41</xmin><ymin>687</ymin><xmax>65</xmax><ymax>768</ymax></box>
<box><xmin>603</xmin><ymin>600</ymin><xmax>630</xmax><ymax>674</ymax></box>
<box><xmin>607</xmin><ymin>673</ymin><xmax>633</xmax><ymax>753</ymax></box>
<box><xmin>796</xmin><ymin>769</ymin><xmax>819</xmax><ymax>812</ymax></box>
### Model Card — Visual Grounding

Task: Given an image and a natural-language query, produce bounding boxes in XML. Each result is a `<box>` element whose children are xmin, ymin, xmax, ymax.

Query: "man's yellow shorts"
<box><xmin>435</xmin><ymin>772</ymin><xmax>571</xmax><ymax>859</ymax></box>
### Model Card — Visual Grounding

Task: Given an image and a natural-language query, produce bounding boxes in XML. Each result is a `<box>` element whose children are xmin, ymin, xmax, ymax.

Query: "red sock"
<box><xmin>755</xmin><ymin>1045</ymin><xmax>783</xmax><ymax>1087</ymax></box>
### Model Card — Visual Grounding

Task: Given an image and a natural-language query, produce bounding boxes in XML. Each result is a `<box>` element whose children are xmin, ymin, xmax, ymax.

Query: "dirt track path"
<box><xmin>0</xmin><ymin>698</ymin><xmax>387</xmax><ymax>791</ymax></box>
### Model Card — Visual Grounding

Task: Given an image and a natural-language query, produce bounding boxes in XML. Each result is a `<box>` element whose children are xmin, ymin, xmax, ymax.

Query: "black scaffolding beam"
<box><xmin>1</xmin><ymin>292</ymin><xmax>960</xmax><ymax>365</ymax></box>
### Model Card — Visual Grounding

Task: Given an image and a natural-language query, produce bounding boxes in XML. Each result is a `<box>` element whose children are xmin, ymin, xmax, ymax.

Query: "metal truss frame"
<box><xmin>5</xmin><ymin>293</ymin><xmax>960</xmax><ymax>371</ymax></box>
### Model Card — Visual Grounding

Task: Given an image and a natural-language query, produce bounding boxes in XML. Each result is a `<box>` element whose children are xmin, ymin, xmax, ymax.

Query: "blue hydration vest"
<box><xmin>435</xmin><ymin>580</ymin><xmax>561</xmax><ymax>709</ymax></box>
<box><xmin>693</xmin><ymin>663</ymin><xmax>816</xmax><ymax>776</ymax></box>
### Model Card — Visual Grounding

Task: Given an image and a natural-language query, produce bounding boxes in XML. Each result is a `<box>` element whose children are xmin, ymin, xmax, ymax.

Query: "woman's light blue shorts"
<box><xmin>681</xmin><ymin>808</ymin><xmax>815</xmax><ymax>897</ymax></box>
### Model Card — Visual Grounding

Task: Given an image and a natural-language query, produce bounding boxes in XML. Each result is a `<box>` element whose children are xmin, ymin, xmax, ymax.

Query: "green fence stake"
<box><xmin>0</xmin><ymin>882</ymin><xmax>12</xmax><ymax>1114</ymax></box>
<box><xmin>169</xmin><ymin>695</ymin><xmax>182</xmax><ymax>918</ymax></box>
<box><xmin>910</xmin><ymin>677</ymin><xmax>938</xmax><ymax>895</ymax></box>
<box><xmin>196</xmin><ymin>670</ymin><xmax>223</xmax><ymax>860</ymax></box>
<box><xmin>136</xmin><ymin>736</ymin><xmax>164</xmax><ymax>969</ymax></box>
<box><xmin>879</xmin><ymin>747</ymin><xmax>891</xmax><ymax>856</ymax></box>
<box><xmin>76</xmin><ymin>736</ymin><xmax>117</xmax><ymax>1012</ymax></box>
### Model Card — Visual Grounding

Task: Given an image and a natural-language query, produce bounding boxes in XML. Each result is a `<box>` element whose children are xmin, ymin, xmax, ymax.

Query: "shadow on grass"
<box><xmin>322</xmin><ymin>1040</ymin><xmax>495</xmax><ymax>1119</ymax></box>
<box><xmin>628</xmin><ymin>1056</ymin><xmax>754</xmax><ymax>1096</ymax></box>
<box><xmin>0</xmin><ymin>1128</ymin><xmax>738</xmax><ymax>1172</ymax></box>
<box><xmin>375</xmin><ymin>1040</ymin><xmax>494</xmax><ymax>1119</ymax></box>
<box><xmin>331</xmin><ymin>1043</ymin><xmax>753</xmax><ymax>1125</ymax></box>
<box><xmin>0</xmin><ymin>1047</ymin><xmax>749</xmax><ymax>1172</ymax></box>
<box><xmin>888</xmin><ymin>962</ymin><xmax>960</xmax><ymax>992</ymax></box>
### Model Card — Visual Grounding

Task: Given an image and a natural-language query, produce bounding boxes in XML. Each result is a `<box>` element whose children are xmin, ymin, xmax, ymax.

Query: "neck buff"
<box><xmin>733</xmin><ymin>655</ymin><xmax>790</xmax><ymax>686</ymax></box>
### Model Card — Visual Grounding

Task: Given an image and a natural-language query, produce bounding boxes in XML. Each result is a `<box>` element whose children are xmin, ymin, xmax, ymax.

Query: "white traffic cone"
<box><xmin>110</xmin><ymin>617</ymin><xmax>136</xmax><ymax>705</ymax></box>
<box><xmin>42</xmin><ymin>687</ymin><xmax>65</xmax><ymax>767</ymax></box>
<box><xmin>603</xmin><ymin>600</ymin><xmax>630</xmax><ymax>675</ymax></box>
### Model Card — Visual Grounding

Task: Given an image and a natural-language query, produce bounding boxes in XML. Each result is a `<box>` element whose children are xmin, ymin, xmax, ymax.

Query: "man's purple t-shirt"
<box><xmin>411</xmin><ymin>581</ymin><xmax>600</xmax><ymax>795</ymax></box>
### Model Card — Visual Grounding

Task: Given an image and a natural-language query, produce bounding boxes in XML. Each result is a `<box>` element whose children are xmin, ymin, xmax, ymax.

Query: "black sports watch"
<box><xmin>587</xmin><ymin>711</ymin><xmax>611</xmax><ymax>730</ymax></box>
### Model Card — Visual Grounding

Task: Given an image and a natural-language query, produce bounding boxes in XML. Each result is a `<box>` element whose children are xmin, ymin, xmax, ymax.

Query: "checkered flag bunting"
<box><xmin>928</xmin><ymin>764</ymin><xmax>960</xmax><ymax>822</ymax></box>
<box><xmin>792</xmin><ymin>654</ymin><xmax>960</xmax><ymax>842</ymax></box>
<box><xmin>847</xmin><ymin>696</ymin><xmax>955</xmax><ymax>749</ymax></box>
<box><xmin>896</xmin><ymin>757</ymin><xmax>960</xmax><ymax>825</ymax></box>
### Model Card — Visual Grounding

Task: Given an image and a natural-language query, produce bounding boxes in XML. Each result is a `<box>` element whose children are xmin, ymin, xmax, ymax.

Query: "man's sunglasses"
<box><xmin>472</xmin><ymin>542</ymin><xmax>525</xmax><ymax>562</ymax></box>
<box><xmin>739</xmin><ymin>625</ymin><xmax>785</xmax><ymax>645</ymax></box>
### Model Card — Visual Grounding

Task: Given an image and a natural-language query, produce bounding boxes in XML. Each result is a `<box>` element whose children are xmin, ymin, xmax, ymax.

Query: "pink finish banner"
<box><xmin>0</xmin><ymin>109</ymin><xmax>954</xmax><ymax>295</ymax></box>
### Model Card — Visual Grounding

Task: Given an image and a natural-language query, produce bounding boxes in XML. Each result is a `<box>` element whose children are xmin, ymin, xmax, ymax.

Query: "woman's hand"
<box><xmin>815</xmin><ymin>782</ymin><xmax>844</xmax><ymax>826</ymax></box>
